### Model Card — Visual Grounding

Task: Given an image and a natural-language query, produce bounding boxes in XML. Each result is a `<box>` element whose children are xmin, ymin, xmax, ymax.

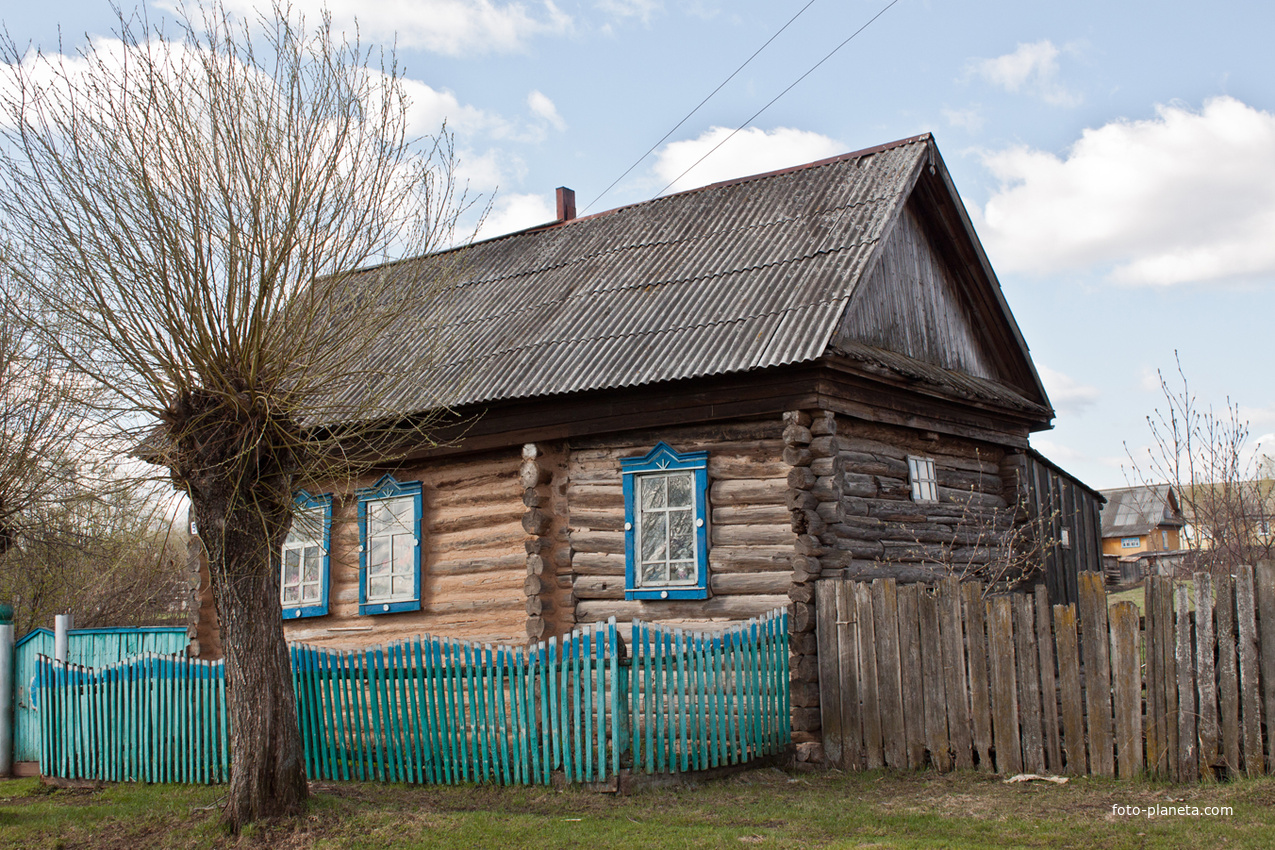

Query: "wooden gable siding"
<box><xmin>837</xmin><ymin>199</ymin><xmax>1000</xmax><ymax>383</ymax></box>
<box><xmin>282</xmin><ymin>447</ymin><xmax>528</xmax><ymax>648</ymax></box>
<box><xmin>812</xmin><ymin>415</ymin><xmax>1012</xmax><ymax>583</ymax></box>
<box><xmin>566</xmin><ymin>417</ymin><xmax>794</xmax><ymax>632</ymax></box>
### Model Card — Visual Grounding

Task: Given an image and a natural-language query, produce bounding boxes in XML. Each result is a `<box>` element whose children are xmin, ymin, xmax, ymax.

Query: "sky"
<box><xmin>3</xmin><ymin>0</ymin><xmax>1273</xmax><ymax>490</ymax></box>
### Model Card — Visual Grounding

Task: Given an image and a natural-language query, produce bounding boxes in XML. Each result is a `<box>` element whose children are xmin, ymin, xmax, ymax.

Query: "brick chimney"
<box><xmin>556</xmin><ymin>186</ymin><xmax>576</xmax><ymax>222</ymax></box>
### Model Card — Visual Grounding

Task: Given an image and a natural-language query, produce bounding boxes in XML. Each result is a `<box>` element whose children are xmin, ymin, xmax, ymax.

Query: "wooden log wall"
<box><xmin>817</xmin><ymin>564</ymin><xmax>1275</xmax><ymax>780</ymax></box>
<box><xmin>565</xmin><ymin>418</ymin><xmax>793</xmax><ymax>633</ymax></box>
<box><xmin>818</xmin><ymin>416</ymin><xmax>1011</xmax><ymax>584</ymax></box>
<box><xmin>283</xmin><ymin>449</ymin><xmax>529</xmax><ymax>648</ymax></box>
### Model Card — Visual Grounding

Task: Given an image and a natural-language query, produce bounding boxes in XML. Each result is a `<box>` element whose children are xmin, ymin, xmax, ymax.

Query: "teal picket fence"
<box><xmin>37</xmin><ymin>610</ymin><xmax>789</xmax><ymax>784</ymax></box>
<box><xmin>35</xmin><ymin>654</ymin><xmax>229</xmax><ymax>783</ymax></box>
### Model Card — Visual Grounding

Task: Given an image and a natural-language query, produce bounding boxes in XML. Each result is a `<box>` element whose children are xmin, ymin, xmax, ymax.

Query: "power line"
<box><xmin>653</xmin><ymin>0</ymin><xmax>904</xmax><ymax>199</ymax></box>
<box><xmin>579</xmin><ymin>0</ymin><xmax>819</xmax><ymax>216</ymax></box>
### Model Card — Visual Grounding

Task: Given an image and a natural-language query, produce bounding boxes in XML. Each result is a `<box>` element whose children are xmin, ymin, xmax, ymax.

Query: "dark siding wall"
<box><xmin>1003</xmin><ymin>451</ymin><xmax>1104</xmax><ymax>606</ymax></box>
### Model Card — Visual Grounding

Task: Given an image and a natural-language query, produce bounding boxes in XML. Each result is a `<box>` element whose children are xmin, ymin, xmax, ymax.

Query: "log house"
<box><xmin>187</xmin><ymin>134</ymin><xmax>1103</xmax><ymax>748</ymax></box>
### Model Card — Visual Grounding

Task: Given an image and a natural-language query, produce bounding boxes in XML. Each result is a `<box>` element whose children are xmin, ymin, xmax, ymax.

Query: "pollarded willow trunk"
<box><xmin>172</xmin><ymin>385</ymin><xmax>309</xmax><ymax>832</ymax></box>
<box><xmin>192</xmin><ymin>489</ymin><xmax>309</xmax><ymax>830</ymax></box>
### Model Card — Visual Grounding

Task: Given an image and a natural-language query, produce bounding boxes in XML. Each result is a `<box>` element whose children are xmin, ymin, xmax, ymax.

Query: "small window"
<box><xmin>357</xmin><ymin>475</ymin><xmax>423</xmax><ymax>615</ymax></box>
<box><xmin>622</xmin><ymin>442</ymin><xmax>709</xmax><ymax>600</ymax></box>
<box><xmin>1060</xmin><ymin>528</ymin><xmax>1071</xmax><ymax>549</ymax></box>
<box><xmin>907</xmin><ymin>456</ymin><xmax>939</xmax><ymax>503</ymax></box>
<box><xmin>281</xmin><ymin>491</ymin><xmax>331</xmax><ymax>619</ymax></box>
<box><xmin>1162</xmin><ymin>530</ymin><xmax>1169</xmax><ymax>548</ymax></box>
<box><xmin>1121</xmin><ymin>537</ymin><xmax>1141</xmax><ymax>549</ymax></box>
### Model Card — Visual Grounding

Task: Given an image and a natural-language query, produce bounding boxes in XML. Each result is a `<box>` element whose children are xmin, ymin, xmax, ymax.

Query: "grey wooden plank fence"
<box><xmin>817</xmin><ymin>564</ymin><xmax>1275</xmax><ymax>779</ymax></box>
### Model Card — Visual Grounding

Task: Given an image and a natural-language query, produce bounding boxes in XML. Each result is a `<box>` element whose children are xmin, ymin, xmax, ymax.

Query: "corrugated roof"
<box><xmin>1099</xmin><ymin>485</ymin><xmax>1184</xmax><ymax>536</ymax></box>
<box><xmin>310</xmin><ymin>135</ymin><xmax>985</xmax><ymax>423</ymax></box>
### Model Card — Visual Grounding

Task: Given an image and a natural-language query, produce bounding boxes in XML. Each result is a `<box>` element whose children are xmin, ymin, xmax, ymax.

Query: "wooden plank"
<box><xmin>1236</xmin><ymin>565</ymin><xmax>1263</xmax><ymax>776</ymax></box>
<box><xmin>872</xmin><ymin>580</ymin><xmax>906</xmax><ymax>769</ymax></box>
<box><xmin>1144</xmin><ymin>577</ymin><xmax>1164</xmax><ymax>778</ymax></box>
<box><xmin>1034</xmin><ymin>584</ymin><xmax>1062</xmax><ymax>773</ymax></box>
<box><xmin>1053</xmin><ymin>604</ymin><xmax>1086</xmax><ymax>775</ymax></box>
<box><xmin>1078</xmin><ymin>572</ymin><xmax>1114</xmax><ymax>776</ymax></box>
<box><xmin>1158</xmin><ymin>575</ymin><xmax>1180</xmax><ymax>779</ymax></box>
<box><xmin>1194</xmin><ymin>573</ymin><xmax>1219</xmax><ymax>780</ymax></box>
<box><xmin>815</xmin><ymin>581</ymin><xmax>844</xmax><ymax>768</ymax></box>
<box><xmin>986</xmin><ymin>596</ymin><xmax>1021</xmax><ymax>775</ymax></box>
<box><xmin>940</xmin><ymin>578</ymin><xmax>974</xmax><ymax>770</ymax></box>
<box><xmin>897</xmin><ymin>583</ymin><xmax>927</xmax><ymax>769</ymax></box>
<box><xmin>963</xmin><ymin>581</ymin><xmax>994</xmax><ymax>771</ymax></box>
<box><xmin>1013</xmin><ymin>593</ymin><xmax>1045</xmax><ymax>775</ymax></box>
<box><xmin>855</xmin><ymin>582</ymin><xmax>884</xmax><ymax>769</ymax></box>
<box><xmin>836</xmin><ymin>581</ymin><xmax>864</xmax><ymax>771</ymax></box>
<box><xmin>919</xmin><ymin>590</ymin><xmax>951</xmax><ymax>771</ymax></box>
<box><xmin>1256</xmin><ymin>561</ymin><xmax>1275</xmax><ymax>774</ymax></box>
<box><xmin>1216</xmin><ymin>572</ymin><xmax>1241</xmax><ymax>776</ymax></box>
<box><xmin>1176</xmin><ymin>584</ymin><xmax>1199</xmax><ymax>781</ymax></box>
<box><xmin>1109</xmin><ymin>601</ymin><xmax>1143</xmax><ymax>779</ymax></box>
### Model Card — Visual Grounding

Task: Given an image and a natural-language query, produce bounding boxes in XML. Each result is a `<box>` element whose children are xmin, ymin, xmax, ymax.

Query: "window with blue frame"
<box><xmin>358</xmin><ymin>474</ymin><xmax>423</xmax><ymax>615</ymax></box>
<box><xmin>281</xmin><ymin>491</ymin><xmax>332</xmax><ymax>619</ymax></box>
<box><xmin>621</xmin><ymin>442</ymin><xmax>710</xmax><ymax>600</ymax></box>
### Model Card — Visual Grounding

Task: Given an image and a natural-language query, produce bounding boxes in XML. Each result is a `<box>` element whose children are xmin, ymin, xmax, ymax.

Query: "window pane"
<box><xmin>669</xmin><ymin>509</ymin><xmax>694</xmax><ymax>560</ymax></box>
<box><xmin>368</xmin><ymin>538</ymin><xmax>390</xmax><ymax>576</ymax></box>
<box><xmin>368</xmin><ymin>577</ymin><xmax>391</xmax><ymax>600</ymax></box>
<box><xmin>642</xmin><ymin>559</ymin><xmax>666</xmax><ymax>585</ymax></box>
<box><xmin>282</xmin><ymin>586</ymin><xmax>299</xmax><ymax>603</ymax></box>
<box><xmin>670</xmin><ymin>560</ymin><xmax>695</xmax><ymax>582</ymax></box>
<box><xmin>641</xmin><ymin>512</ymin><xmax>667</xmax><ymax>564</ymax></box>
<box><xmin>641</xmin><ymin>476</ymin><xmax>666</xmax><ymax>510</ymax></box>
<box><xmin>387</xmin><ymin>497</ymin><xmax>414</xmax><ymax>534</ymax></box>
<box><xmin>667</xmin><ymin>473</ymin><xmax>692</xmax><ymax>507</ymax></box>
<box><xmin>393</xmin><ymin>535</ymin><xmax>414</xmax><ymax>576</ymax></box>
<box><xmin>302</xmin><ymin>583</ymin><xmax>320</xmax><ymax>603</ymax></box>
<box><xmin>302</xmin><ymin>547</ymin><xmax>320</xmax><ymax>582</ymax></box>
<box><xmin>283</xmin><ymin>549</ymin><xmax>301</xmax><ymax>585</ymax></box>
<box><xmin>392</xmin><ymin>575</ymin><xmax>413</xmax><ymax>597</ymax></box>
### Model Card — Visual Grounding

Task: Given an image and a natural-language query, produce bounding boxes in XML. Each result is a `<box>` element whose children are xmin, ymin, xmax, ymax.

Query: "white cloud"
<box><xmin>653</xmin><ymin>126</ymin><xmax>844</xmax><ymax>193</ymax></box>
<box><xmin>526</xmin><ymin>90</ymin><xmax>566</xmax><ymax>131</ymax></box>
<box><xmin>1038</xmin><ymin>365</ymin><xmax>1100</xmax><ymax>416</ymax></box>
<box><xmin>975</xmin><ymin>97</ymin><xmax>1275</xmax><ymax>286</ymax></box>
<box><xmin>596</xmin><ymin>0</ymin><xmax>662</xmax><ymax>24</ymax></box>
<box><xmin>474</xmin><ymin>192</ymin><xmax>556</xmax><ymax>239</ymax></box>
<box><xmin>969</xmin><ymin>40</ymin><xmax>1080</xmax><ymax>107</ymax></box>
<box><xmin>203</xmin><ymin>0</ymin><xmax>573</xmax><ymax>56</ymax></box>
<box><xmin>942</xmin><ymin>107</ymin><xmax>983</xmax><ymax>133</ymax></box>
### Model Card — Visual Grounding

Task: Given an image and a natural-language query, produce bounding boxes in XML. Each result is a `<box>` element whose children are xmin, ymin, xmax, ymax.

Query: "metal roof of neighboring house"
<box><xmin>1099</xmin><ymin>485</ymin><xmax>1185</xmax><ymax>537</ymax></box>
<box><xmin>308</xmin><ymin>134</ymin><xmax>1049</xmax><ymax>426</ymax></box>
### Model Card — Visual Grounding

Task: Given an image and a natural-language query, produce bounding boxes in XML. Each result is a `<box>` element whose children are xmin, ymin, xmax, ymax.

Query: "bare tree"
<box><xmin>0</xmin><ymin>278</ymin><xmax>84</xmax><ymax>558</ymax></box>
<box><xmin>1126</xmin><ymin>353</ymin><xmax>1274</xmax><ymax>573</ymax></box>
<box><xmin>0</xmin><ymin>3</ymin><xmax>468</xmax><ymax>828</ymax></box>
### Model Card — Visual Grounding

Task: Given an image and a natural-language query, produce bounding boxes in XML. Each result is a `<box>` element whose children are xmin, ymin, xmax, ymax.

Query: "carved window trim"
<box><xmin>281</xmin><ymin>490</ymin><xmax>332</xmax><ymax>620</ymax></box>
<box><xmin>357</xmin><ymin>475</ymin><xmax>423</xmax><ymax>615</ymax></box>
<box><xmin>621</xmin><ymin>442</ymin><xmax>710</xmax><ymax>601</ymax></box>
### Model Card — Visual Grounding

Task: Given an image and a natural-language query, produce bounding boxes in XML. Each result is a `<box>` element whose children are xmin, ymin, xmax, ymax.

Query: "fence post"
<box><xmin>0</xmin><ymin>611</ymin><xmax>12</xmax><ymax>777</ymax></box>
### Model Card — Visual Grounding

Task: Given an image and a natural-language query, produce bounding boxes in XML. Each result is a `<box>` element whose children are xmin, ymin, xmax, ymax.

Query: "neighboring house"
<box><xmin>1099</xmin><ymin>485</ymin><xmax>1186</xmax><ymax>556</ymax></box>
<box><xmin>1179</xmin><ymin>479</ymin><xmax>1275</xmax><ymax>558</ymax></box>
<box><xmin>188</xmin><ymin>134</ymin><xmax>1103</xmax><ymax>744</ymax></box>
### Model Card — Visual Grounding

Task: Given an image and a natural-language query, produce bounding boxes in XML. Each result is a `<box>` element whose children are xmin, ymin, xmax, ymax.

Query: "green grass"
<box><xmin>4</xmin><ymin>769</ymin><xmax>1275</xmax><ymax>849</ymax></box>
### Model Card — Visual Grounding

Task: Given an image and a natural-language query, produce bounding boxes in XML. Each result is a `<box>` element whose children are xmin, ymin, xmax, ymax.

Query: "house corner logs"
<box><xmin>185</xmin><ymin>531</ymin><xmax>221</xmax><ymax>659</ymax></box>
<box><xmin>785</xmin><ymin>408</ymin><xmax>835</xmax><ymax>749</ymax></box>
<box><xmin>521</xmin><ymin>442</ymin><xmax>573</xmax><ymax>641</ymax></box>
